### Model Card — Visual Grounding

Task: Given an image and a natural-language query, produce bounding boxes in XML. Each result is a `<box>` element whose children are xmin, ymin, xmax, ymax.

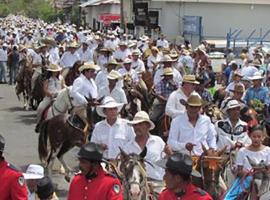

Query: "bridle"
<box><xmin>52</xmin><ymin>87</ymin><xmax>74</xmax><ymax>116</ymax></box>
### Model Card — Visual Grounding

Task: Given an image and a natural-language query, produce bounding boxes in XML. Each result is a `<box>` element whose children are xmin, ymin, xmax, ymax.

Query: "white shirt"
<box><xmin>104</xmin><ymin>39</ymin><xmax>118</xmax><ymax>51</ymax></box>
<box><xmin>165</xmin><ymin>87</ymin><xmax>188</xmax><ymax>118</ymax></box>
<box><xmin>70</xmin><ymin>74</ymin><xmax>98</xmax><ymax>106</ymax></box>
<box><xmin>48</xmin><ymin>47</ymin><xmax>60</xmax><ymax>65</ymax></box>
<box><xmin>235</xmin><ymin>146</ymin><xmax>270</xmax><ymax>171</ymax></box>
<box><xmin>147</xmin><ymin>54</ymin><xmax>161</xmax><ymax>72</ymax></box>
<box><xmin>60</xmin><ymin>51</ymin><xmax>80</xmax><ymax>68</ymax></box>
<box><xmin>76</xmin><ymin>47</ymin><xmax>93</xmax><ymax>63</ymax></box>
<box><xmin>131</xmin><ymin>59</ymin><xmax>145</xmax><ymax>73</ymax></box>
<box><xmin>91</xmin><ymin>118</ymin><xmax>135</xmax><ymax>159</ymax></box>
<box><xmin>47</xmin><ymin>76</ymin><xmax>62</xmax><ymax>94</ymax></box>
<box><xmin>123</xmin><ymin>135</ymin><xmax>165</xmax><ymax>181</ymax></box>
<box><xmin>118</xmin><ymin>67</ymin><xmax>139</xmax><ymax>83</ymax></box>
<box><xmin>154</xmin><ymin>67</ymin><xmax>182</xmax><ymax>86</ymax></box>
<box><xmin>98</xmin><ymin>85</ymin><xmax>127</xmax><ymax>104</ymax></box>
<box><xmin>225</xmin><ymin>81</ymin><xmax>245</xmax><ymax>93</ymax></box>
<box><xmin>215</xmin><ymin>118</ymin><xmax>251</xmax><ymax>152</ymax></box>
<box><xmin>113</xmin><ymin>49</ymin><xmax>131</xmax><ymax>61</ymax></box>
<box><xmin>156</xmin><ymin>39</ymin><xmax>169</xmax><ymax>49</ymax></box>
<box><xmin>168</xmin><ymin>113</ymin><xmax>217</xmax><ymax>156</ymax></box>
<box><xmin>0</xmin><ymin>48</ymin><xmax>7</xmax><ymax>61</ymax></box>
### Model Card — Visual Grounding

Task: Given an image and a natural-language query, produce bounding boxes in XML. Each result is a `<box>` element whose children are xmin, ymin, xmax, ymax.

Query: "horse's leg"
<box><xmin>47</xmin><ymin>144</ymin><xmax>62</xmax><ymax>177</ymax></box>
<box><xmin>57</xmin><ymin>141</ymin><xmax>73</xmax><ymax>182</ymax></box>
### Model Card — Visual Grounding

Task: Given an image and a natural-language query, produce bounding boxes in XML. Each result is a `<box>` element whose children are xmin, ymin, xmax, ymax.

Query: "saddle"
<box><xmin>67</xmin><ymin>115</ymin><xmax>86</xmax><ymax>130</ymax></box>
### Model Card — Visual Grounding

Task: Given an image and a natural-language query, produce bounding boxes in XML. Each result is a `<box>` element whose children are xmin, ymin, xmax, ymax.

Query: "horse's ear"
<box><xmin>98</xmin><ymin>96</ymin><xmax>105</xmax><ymax>103</ymax></box>
<box><xmin>218</xmin><ymin>146</ymin><xmax>227</xmax><ymax>156</ymax></box>
<box><xmin>119</xmin><ymin>147</ymin><xmax>128</xmax><ymax>160</ymax></box>
<box><xmin>201</xmin><ymin>143</ymin><xmax>207</xmax><ymax>153</ymax></box>
<box><xmin>139</xmin><ymin>147</ymin><xmax>147</xmax><ymax>159</ymax></box>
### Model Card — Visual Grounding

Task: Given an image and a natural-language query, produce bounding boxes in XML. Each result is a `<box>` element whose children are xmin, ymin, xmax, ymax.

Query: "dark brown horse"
<box><xmin>30</xmin><ymin>74</ymin><xmax>44</xmax><ymax>110</ymax></box>
<box><xmin>65</xmin><ymin>61</ymin><xmax>83</xmax><ymax>86</ymax></box>
<box><xmin>15</xmin><ymin>55</ymin><xmax>33</xmax><ymax>110</ymax></box>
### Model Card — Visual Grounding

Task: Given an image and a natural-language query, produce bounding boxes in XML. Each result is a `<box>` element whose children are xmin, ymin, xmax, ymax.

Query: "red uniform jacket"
<box><xmin>0</xmin><ymin>159</ymin><xmax>28</xmax><ymax>200</ymax></box>
<box><xmin>68</xmin><ymin>168</ymin><xmax>123</xmax><ymax>200</ymax></box>
<box><xmin>158</xmin><ymin>183</ymin><xmax>213</xmax><ymax>200</ymax></box>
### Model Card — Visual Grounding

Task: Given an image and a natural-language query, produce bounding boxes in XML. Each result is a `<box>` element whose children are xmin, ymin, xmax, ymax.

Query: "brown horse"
<box><xmin>192</xmin><ymin>146</ymin><xmax>228</xmax><ymax>200</ymax></box>
<box><xmin>30</xmin><ymin>74</ymin><xmax>44</xmax><ymax>110</ymax></box>
<box><xmin>65</xmin><ymin>61</ymin><xmax>83</xmax><ymax>86</ymax></box>
<box><xmin>203</xmin><ymin>103</ymin><xmax>224</xmax><ymax>123</ymax></box>
<box><xmin>15</xmin><ymin>55</ymin><xmax>33</xmax><ymax>110</ymax></box>
<box><xmin>38</xmin><ymin>103</ymin><xmax>94</xmax><ymax>181</ymax></box>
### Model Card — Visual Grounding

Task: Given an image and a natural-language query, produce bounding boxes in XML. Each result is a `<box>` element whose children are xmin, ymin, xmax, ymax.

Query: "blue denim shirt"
<box><xmin>244</xmin><ymin>86</ymin><xmax>270</xmax><ymax>104</ymax></box>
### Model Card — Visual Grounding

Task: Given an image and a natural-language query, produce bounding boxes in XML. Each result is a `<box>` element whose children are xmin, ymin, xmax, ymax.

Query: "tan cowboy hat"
<box><xmin>96</xmin><ymin>96</ymin><xmax>124</xmax><ymax>117</ymax></box>
<box><xmin>162</xmin><ymin>67</ymin><xmax>174</xmax><ymax>76</ymax></box>
<box><xmin>196</xmin><ymin>44</ymin><xmax>206</xmax><ymax>54</ymax></box>
<box><xmin>119</xmin><ymin>41</ymin><xmax>128</xmax><ymax>46</ymax></box>
<box><xmin>233</xmin><ymin>70</ymin><xmax>243</xmax><ymax>77</ymax></box>
<box><xmin>128</xmin><ymin>111</ymin><xmax>155</xmax><ymax>130</ymax></box>
<box><xmin>249</xmin><ymin>71</ymin><xmax>264</xmax><ymax>80</ymax></box>
<box><xmin>105</xmin><ymin>59</ymin><xmax>119</xmax><ymax>67</ymax></box>
<box><xmin>183</xmin><ymin>75</ymin><xmax>199</xmax><ymax>84</ymax></box>
<box><xmin>19</xmin><ymin>44</ymin><xmax>28</xmax><ymax>52</ymax></box>
<box><xmin>251</xmin><ymin>60</ymin><xmax>262</xmax><ymax>67</ymax></box>
<box><xmin>151</xmin><ymin>46</ymin><xmax>159</xmax><ymax>53</ymax></box>
<box><xmin>169</xmin><ymin>51</ymin><xmax>179</xmax><ymax>59</ymax></box>
<box><xmin>123</xmin><ymin>58</ymin><xmax>132</xmax><ymax>64</ymax></box>
<box><xmin>99</xmin><ymin>48</ymin><xmax>113</xmax><ymax>52</ymax></box>
<box><xmin>67</xmin><ymin>41</ymin><xmax>79</xmax><ymax>48</ymax></box>
<box><xmin>107</xmin><ymin>70</ymin><xmax>122</xmax><ymax>80</ymax></box>
<box><xmin>160</xmin><ymin>55</ymin><xmax>175</xmax><ymax>63</ymax></box>
<box><xmin>46</xmin><ymin>64</ymin><xmax>62</xmax><ymax>72</ymax></box>
<box><xmin>180</xmin><ymin>92</ymin><xmax>203</xmax><ymax>107</ymax></box>
<box><xmin>229</xmin><ymin>84</ymin><xmax>245</xmax><ymax>93</ymax></box>
<box><xmin>79</xmin><ymin>62</ymin><xmax>100</xmax><ymax>72</ymax></box>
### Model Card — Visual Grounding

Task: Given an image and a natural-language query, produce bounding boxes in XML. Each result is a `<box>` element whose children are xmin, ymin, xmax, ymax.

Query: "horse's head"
<box><xmin>204</xmin><ymin>103</ymin><xmax>223</xmax><ymax>123</ymax></box>
<box><xmin>119</xmin><ymin>147</ymin><xmax>148</xmax><ymax>200</ymax></box>
<box><xmin>196</xmin><ymin>145</ymin><xmax>228</xmax><ymax>199</ymax></box>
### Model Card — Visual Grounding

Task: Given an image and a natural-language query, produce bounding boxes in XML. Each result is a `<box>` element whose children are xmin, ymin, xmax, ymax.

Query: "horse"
<box><xmin>203</xmin><ymin>103</ymin><xmax>224</xmax><ymax>123</ymax></box>
<box><xmin>38</xmin><ymin>102</ymin><xmax>94</xmax><ymax>181</ymax></box>
<box><xmin>192</xmin><ymin>146</ymin><xmax>229</xmax><ymax>200</ymax></box>
<box><xmin>65</xmin><ymin>61</ymin><xmax>82</xmax><ymax>86</ymax></box>
<box><xmin>15</xmin><ymin>55</ymin><xmax>33</xmax><ymax>110</ymax></box>
<box><xmin>30</xmin><ymin>73</ymin><xmax>45</xmax><ymax>110</ymax></box>
<box><xmin>116</xmin><ymin>147</ymin><xmax>157</xmax><ymax>200</ymax></box>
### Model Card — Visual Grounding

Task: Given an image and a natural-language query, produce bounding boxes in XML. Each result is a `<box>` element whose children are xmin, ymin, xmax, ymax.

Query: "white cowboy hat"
<box><xmin>225</xmin><ymin>99</ymin><xmax>241</xmax><ymax>112</ymax></box>
<box><xmin>107</xmin><ymin>70</ymin><xmax>122</xmax><ymax>80</ymax></box>
<box><xmin>46</xmin><ymin>64</ymin><xmax>62</xmax><ymax>72</ymax></box>
<box><xmin>23</xmin><ymin>164</ymin><xmax>44</xmax><ymax>180</ymax></box>
<box><xmin>249</xmin><ymin>71</ymin><xmax>264</xmax><ymax>80</ymax></box>
<box><xmin>96</xmin><ymin>96</ymin><xmax>124</xmax><ymax>117</ymax></box>
<box><xmin>123</xmin><ymin>58</ymin><xmax>132</xmax><ymax>64</ymax></box>
<box><xmin>128</xmin><ymin>111</ymin><xmax>155</xmax><ymax>130</ymax></box>
<box><xmin>160</xmin><ymin>55</ymin><xmax>176</xmax><ymax>63</ymax></box>
<box><xmin>79</xmin><ymin>62</ymin><xmax>100</xmax><ymax>72</ymax></box>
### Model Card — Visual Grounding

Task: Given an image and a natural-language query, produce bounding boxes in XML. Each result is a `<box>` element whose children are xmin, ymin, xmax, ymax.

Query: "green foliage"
<box><xmin>0</xmin><ymin>0</ymin><xmax>63</xmax><ymax>22</ymax></box>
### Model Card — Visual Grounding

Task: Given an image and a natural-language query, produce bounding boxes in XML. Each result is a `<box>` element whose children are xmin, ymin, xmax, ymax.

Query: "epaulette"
<box><xmin>194</xmin><ymin>188</ymin><xmax>207</xmax><ymax>196</ymax></box>
<box><xmin>7</xmin><ymin>163</ymin><xmax>20</xmax><ymax>172</ymax></box>
<box><xmin>74</xmin><ymin>171</ymin><xmax>83</xmax><ymax>176</ymax></box>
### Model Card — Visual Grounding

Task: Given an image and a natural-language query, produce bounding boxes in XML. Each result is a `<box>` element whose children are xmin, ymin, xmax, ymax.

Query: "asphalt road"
<box><xmin>0</xmin><ymin>84</ymin><xmax>77</xmax><ymax>199</ymax></box>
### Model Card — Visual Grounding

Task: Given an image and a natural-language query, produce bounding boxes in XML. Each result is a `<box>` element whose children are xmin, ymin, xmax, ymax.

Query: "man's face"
<box><xmin>84</xmin><ymin>69</ymin><xmax>96</xmax><ymax>79</ymax></box>
<box><xmin>227</xmin><ymin>107</ymin><xmax>240</xmax><ymax>120</ymax></box>
<box><xmin>104</xmin><ymin>107</ymin><xmax>118</xmax><ymax>120</ymax></box>
<box><xmin>183</xmin><ymin>82</ymin><xmax>196</xmax><ymax>93</ymax></box>
<box><xmin>79</xmin><ymin>158</ymin><xmax>92</xmax><ymax>176</ymax></box>
<box><xmin>124</xmin><ymin>63</ymin><xmax>131</xmax><ymax>71</ymax></box>
<box><xmin>253</xmin><ymin>79</ymin><xmax>262</xmax><ymax>87</ymax></box>
<box><xmin>233</xmin><ymin>91</ymin><xmax>243</xmax><ymax>101</ymax></box>
<box><xmin>164</xmin><ymin>75</ymin><xmax>173</xmax><ymax>81</ymax></box>
<box><xmin>186</xmin><ymin>105</ymin><xmax>201</xmax><ymax>117</ymax></box>
<box><xmin>132</xmin><ymin>122</ymin><xmax>150</xmax><ymax>136</ymax></box>
<box><xmin>26</xmin><ymin>179</ymin><xmax>39</xmax><ymax>193</ymax></box>
<box><xmin>132</xmin><ymin>55</ymin><xmax>139</xmax><ymax>61</ymax></box>
<box><xmin>164</xmin><ymin>169</ymin><xmax>179</xmax><ymax>190</ymax></box>
<box><xmin>163</xmin><ymin>62</ymin><xmax>172</xmax><ymax>68</ymax></box>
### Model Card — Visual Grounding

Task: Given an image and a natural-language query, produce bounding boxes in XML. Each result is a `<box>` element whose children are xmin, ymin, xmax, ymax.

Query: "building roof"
<box><xmin>80</xmin><ymin>0</ymin><xmax>120</xmax><ymax>7</ymax></box>
<box><xmin>151</xmin><ymin>0</ymin><xmax>270</xmax><ymax>5</ymax></box>
<box><xmin>54</xmin><ymin>0</ymin><xmax>76</xmax><ymax>9</ymax></box>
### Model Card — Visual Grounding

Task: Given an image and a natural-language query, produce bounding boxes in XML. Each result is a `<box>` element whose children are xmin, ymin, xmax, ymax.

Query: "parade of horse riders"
<box><xmin>2</xmin><ymin>0</ymin><xmax>270</xmax><ymax>199</ymax></box>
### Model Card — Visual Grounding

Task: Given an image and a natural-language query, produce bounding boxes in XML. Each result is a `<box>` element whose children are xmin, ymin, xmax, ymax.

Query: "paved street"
<box><xmin>0</xmin><ymin>84</ymin><xmax>77</xmax><ymax>199</ymax></box>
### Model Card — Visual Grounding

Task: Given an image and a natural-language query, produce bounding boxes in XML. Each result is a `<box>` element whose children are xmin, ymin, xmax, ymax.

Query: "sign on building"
<box><xmin>183</xmin><ymin>16</ymin><xmax>202</xmax><ymax>35</ymax></box>
<box><xmin>134</xmin><ymin>2</ymin><xmax>148</xmax><ymax>26</ymax></box>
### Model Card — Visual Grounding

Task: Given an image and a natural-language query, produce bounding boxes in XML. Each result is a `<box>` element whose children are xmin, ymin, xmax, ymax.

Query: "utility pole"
<box><xmin>120</xmin><ymin>0</ymin><xmax>125</xmax><ymax>33</ymax></box>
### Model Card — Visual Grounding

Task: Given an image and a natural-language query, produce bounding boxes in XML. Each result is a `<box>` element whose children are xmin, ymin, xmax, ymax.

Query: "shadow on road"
<box><xmin>0</xmin><ymin>106</ymin><xmax>25</xmax><ymax>112</ymax></box>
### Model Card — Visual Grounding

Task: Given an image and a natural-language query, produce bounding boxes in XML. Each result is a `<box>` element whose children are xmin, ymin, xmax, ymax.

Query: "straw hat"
<box><xmin>132</xmin><ymin>49</ymin><xmax>141</xmax><ymax>56</ymax></box>
<box><xmin>249</xmin><ymin>71</ymin><xmax>264</xmax><ymax>80</ymax></box>
<box><xmin>46</xmin><ymin>64</ymin><xmax>62</xmax><ymax>72</ymax></box>
<box><xmin>225</xmin><ymin>99</ymin><xmax>241</xmax><ymax>112</ymax></box>
<box><xmin>251</xmin><ymin>60</ymin><xmax>262</xmax><ymax>67</ymax></box>
<box><xmin>123</xmin><ymin>58</ymin><xmax>132</xmax><ymax>64</ymax></box>
<box><xmin>67</xmin><ymin>41</ymin><xmax>79</xmax><ymax>48</ymax></box>
<box><xmin>128</xmin><ymin>111</ymin><xmax>155</xmax><ymax>130</ymax></box>
<box><xmin>180</xmin><ymin>91</ymin><xmax>202</xmax><ymax>107</ymax></box>
<box><xmin>230</xmin><ymin>84</ymin><xmax>245</xmax><ymax>93</ymax></box>
<box><xmin>233</xmin><ymin>70</ymin><xmax>243</xmax><ymax>77</ymax></box>
<box><xmin>119</xmin><ymin>41</ymin><xmax>128</xmax><ymax>46</ymax></box>
<box><xmin>96</xmin><ymin>96</ymin><xmax>124</xmax><ymax>117</ymax></box>
<box><xmin>169</xmin><ymin>51</ymin><xmax>179</xmax><ymax>59</ymax></box>
<box><xmin>151</xmin><ymin>46</ymin><xmax>159</xmax><ymax>53</ymax></box>
<box><xmin>79</xmin><ymin>62</ymin><xmax>100</xmax><ymax>72</ymax></box>
<box><xmin>100</xmin><ymin>48</ymin><xmax>113</xmax><ymax>52</ymax></box>
<box><xmin>107</xmin><ymin>70</ymin><xmax>122</xmax><ymax>80</ymax></box>
<box><xmin>105</xmin><ymin>58</ymin><xmax>119</xmax><ymax>67</ymax></box>
<box><xmin>162</xmin><ymin>67</ymin><xmax>174</xmax><ymax>76</ymax></box>
<box><xmin>160</xmin><ymin>55</ymin><xmax>175</xmax><ymax>63</ymax></box>
<box><xmin>183</xmin><ymin>75</ymin><xmax>199</xmax><ymax>84</ymax></box>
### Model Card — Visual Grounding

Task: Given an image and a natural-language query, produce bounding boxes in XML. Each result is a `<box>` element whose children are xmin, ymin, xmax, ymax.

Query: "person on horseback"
<box><xmin>70</xmin><ymin>62</ymin><xmax>99</xmax><ymax>125</ymax></box>
<box><xmin>118</xmin><ymin>58</ymin><xmax>139</xmax><ymax>83</ymax></box>
<box><xmin>131</xmin><ymin>49</ymin><xmax>145</xmax><ymax>74</ymax></box>
<box><xmin>124</xmin><ymin>111</ymin><xmax>165</xmax><ymax>186</ymax></box>
<box><xmin>167</xmin><ymin>92</ymin><xmax>217</xmax><ymax>156</ymax></box>
<box><xmin>35</xmin><ymin>64</ymin><xmax>64</xmax><ymax>132</ymax></box>
<box><xmin>225</xmin><ymin>70</ymin><xmax>245</xmax><ymax>95</ymax></box>
<box><xmin>96</xmin><ymin>48</ymin><xmax>114</xmax><ymax>70</ymax></box>
<box><xmin>113</xmin><ymin>41</ymin><xmax>131</xmax><ymax>63</ymax></box>
<box><xmin>224</xmin><ymin>125</ymin><xmax>270</xmax><ymax>199</ymax></box>
<box><xmin>150</xmin><ymin>67</ymin><xmax>178</xmax><ymax>135</ymax></box>
<box><xmin>166</xmin><ymin>74</ymin><xmax>199</xmax><ymax>119</ymax></box>
<box><xmin>147</xmin><ymin>46</ymin><xmax>161</xmax><ymax>72</ymax></box>
<box><xmin>158</xmin><ymin>152</ymin><xmax>213</xmax><ymax>200</ymax></box>
<box><xmin>195</xmin><ymin>77</ymin><xmax>213</xmax><ymax>102</ymax></box>
<box><xmin>98</xmin><ymin>70</ymin><xmax>127</xmax><ymax>105</ymax></box>
<box><xmin>68</xmin><ymin>142</ymin><xmax>123</xmax><ymax>200</ymax></box>
<box><xmin>216</xmin><ymin>99</ymin><xmax>251</xmax><ymax>152</ymax></box>
<box><xmin>244</xmin><ymin>71</ymin><xmax>270</xmax><ymax>106</ymax></box>
<box><xmin>76</xmin><ymin>39</ymin><xmax>94</xmax><ymax>63</ymax></box>
<box><xmin>91</xmin><ymin>96</ymin><xmax>135</xmax><ymax>159</ymax></box>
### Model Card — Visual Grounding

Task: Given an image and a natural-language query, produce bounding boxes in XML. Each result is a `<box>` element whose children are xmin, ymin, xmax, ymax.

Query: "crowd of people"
<box><xmin>1</xmin><ymin>14</ymin><xmax>270</xmax><ymax>199</ymax></box>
